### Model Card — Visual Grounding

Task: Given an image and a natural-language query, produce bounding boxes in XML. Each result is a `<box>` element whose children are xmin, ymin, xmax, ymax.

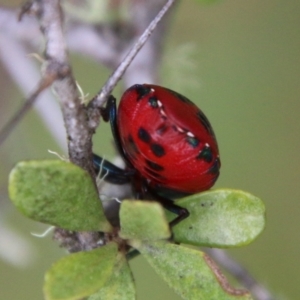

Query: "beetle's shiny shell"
<box><xmin>117</xmin><ymin>84</ymin><xmax>220</xmax><ymax>194</ymax></box>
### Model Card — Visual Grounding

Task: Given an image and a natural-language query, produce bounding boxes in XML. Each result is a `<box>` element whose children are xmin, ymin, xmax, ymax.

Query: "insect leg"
<box><xmin>93</xmin><ymin>153</ymin><xmax>134</xmax><ymax>184</ymax></box>
<box><xmin>100</xmin><ymin>95</ymin><xmax>133</xmax><ymax>167</ymax></box>
<box><xmin>147</xmin><ymin>187</ymin><xmax>190</xmax><ymax>227</ymax></box>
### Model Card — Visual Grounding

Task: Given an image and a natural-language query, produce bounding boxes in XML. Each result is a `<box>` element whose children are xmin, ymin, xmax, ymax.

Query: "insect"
<box><xmin>93</xmin><ymin>84</ymin><xmax>220</xmax><ymax>226</ymax></box>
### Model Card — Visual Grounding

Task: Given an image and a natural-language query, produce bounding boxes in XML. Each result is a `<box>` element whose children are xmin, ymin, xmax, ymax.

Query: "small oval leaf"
<box><xmin>44</xmin><ymin>243</ymin><xmax>118</xmax><ymax>300</ymax></box>
<box><xmin>135</xmin><ymin>241</ymin><xmax>253</xmax><ymax>300</ymax></box>
<box><xmin>120</xmin><ymin>200</ymin><xmax>170</xmax><ymax>240</ymax></box>
<box><xmin>167</xmin><ymin>189</ymin><xmax>266</xmax><ymax>247</ymax></box>
<box><xmin>88</xmin><ymin>254</ymin><xmax>135</xmax><ymax>300</ymax></box>
<box><xmin>9</xmin><ymin>160</ymin><xmax>112</xmax><ymax>232</ymax></box>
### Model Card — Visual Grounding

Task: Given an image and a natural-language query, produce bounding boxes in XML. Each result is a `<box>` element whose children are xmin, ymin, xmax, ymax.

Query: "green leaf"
<box><xmin>167</xmin><ymin>189</ymin><xmax>265</xmax><ymax>247</ymax></box>
<box><xmin>134</xmin><ymin>241</ymin><xmax>253</xmax><ymax>300</ymax></box>
<box><xmin>44</xmin><ymin>242</ymin><xmax>118</xmax><ymax>300</ymax></box>
<box><xmin>88</xmin><ymin>254</ymin><xmax>135</xmax><ymax>300</ymax></box>
<box><xmin>9</xmin><ymin>160</ymin><xmax>111</xmax><ymax>232</ymax></box>
<box><xmin>120</xmin><ymin>200</ymin><xmax>170</xmax><ymax>240</ymax></box>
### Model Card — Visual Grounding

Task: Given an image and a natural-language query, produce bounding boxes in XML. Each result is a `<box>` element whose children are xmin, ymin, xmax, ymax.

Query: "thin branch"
<box><xmin>122</xmin><ymin>0</ymin><xmax>176</xmax><ymax>88</ymax></box>
<box><xmin>87</xmin><ymin>0</ymin><xmax>177</xmax><ymax>130</ymax></box>
<box><xmin>26</xmin><ymin>0</ymin><xmax>94</xmax><ymax>173</ymax></box>
<box><xmin>0</xmin><ymin>27</ymin><xmax>67</xmax><ymax>150</ymax></box>
<box><xmin>0</xmin><ymin>0</ymin><xmax>176</xmax><ymax>144</ymax></box>
<box><xmin>20</xmin><ymin>0</ymin><xmax>102</xmax><ymax>251</ymax></box>
<box><xmin>206</xmin><ymin>249</ymin><xmax>277</xmax><ymax>300</ymax></box>
<box><xmin>0</xmin><ymin>6</ymin><xmax>123</xmax><ymax>69</ymax></box>
<box><xmin>0</xmin><ymin>69</ymin><xmax>55</xmax><ymax>146</ymax></box>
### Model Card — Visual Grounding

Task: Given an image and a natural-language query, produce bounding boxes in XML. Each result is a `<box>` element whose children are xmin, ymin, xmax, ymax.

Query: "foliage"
<box><xmin>8</xmin><ymin>160</ymin><xmax>265</xmax><ymax>300</ymax></box>
<box><xmin>9</xmin><ymin>160</ymin><xmax>111</xmax><ymax>232</ymax></box>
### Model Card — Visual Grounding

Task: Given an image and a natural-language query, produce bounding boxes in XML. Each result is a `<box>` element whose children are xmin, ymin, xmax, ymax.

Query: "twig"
<box><xmin>122</xmin><ymin>0</ymin><xmax>176</xmax><ymax>88</ymax></box>
<box><xmin>206</xmin><ymin>249</ymin><xmax>276</xmax><ymax>300</ymax></box>
<box><xmin>0</xmin><ymin>9</ymin><xmax>67</xmax><ymax>150</ymax></box>
<box><xmin>0</xmin><ymin>72</ymin><xmax>55</xmax><ymax>146</ymax></box>
<box><xmin>87</xmin><ymin>0</ymin><xmax>176</xmax><ymax>130</ymax></box>
<box><xmin>24</xmin><ymin>0</ymin><xmax>94</xmax><ymax>173</ymax></box>
<box><xmin>20</xmin><ymin>0</ymin><xmax>102</xmax><ymax>251</ymax></box>
<box><xmin>0</xmin><ymin>0</ymin><xmax>175</xmax><ymax>146</ymax></box>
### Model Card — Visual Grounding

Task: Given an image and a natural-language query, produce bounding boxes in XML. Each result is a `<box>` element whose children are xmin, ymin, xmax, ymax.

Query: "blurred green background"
<box><xmin>1</xmin><ymin>0</ymin><xmax>299</xmax><ymax>299</ymax></box>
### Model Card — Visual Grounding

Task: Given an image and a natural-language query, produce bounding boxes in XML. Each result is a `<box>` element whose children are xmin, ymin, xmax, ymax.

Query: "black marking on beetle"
<box><xmin>186</xmin><ymin>136</ymin><xmax>200</xmax><ymax>148</ymax></box>
<box><xmin>152</xmin><ymin>184</ymin><xmax>190</xmax><ymax>199</ymax></box>
<box><xmin>134</xmin><ymin>84</ymin><xmax>152</xmax><ymax>101</ymax></box>
<box><xmin>138</xmin><ymin>127</ymin><xmax>151</xmax><ymax>143</ymax></box>
<box><xmin>175</xmin><ymin>93</ymin><xmax>193</xmax><ymax>104</ymax></box>
<box><xmin>145</xmin><ymin>159</ymin><xmax>164</xmax><ymax>171</ymax></box>
<box><xmin>167</xmin><ymin>89</ymin><xmax>194</xmax><ymax>105</ymax></box>
<box><xmin>150</xmin><ymin>143</ymin><xmax>166</xmax><ymax>157</ymax></box>
<box><xmin>196</xmin><ymin>145</ymin><xmax>213</xmax><ymax>163</ymax></box>
<box><xmin>144</xmin><ymin>167</ymin><xmax>165</xmax><ymax>179</ymax></box>
<box><xmin>156</xmin><ymin>123</ymin><xmax>168</xmax><ymax>135</ymax></box>
<box><xmin>211</xmin><ymin>172</ymin><xmax>220</xmax><ymax>184</ymax></box>
<box><xmin>208</xmin><ymin>157</ymin><xmax>220</xmax><ymax>174</ymax></box>
<box><xmin>196</xmin><ymin>111</ymin><xmax>215</xmax><ymax>136</ymax></box>
<box><xmin>172</xmin><ymin>125</ymin><xmax>178</xmax><ymax>132</ymax></box>
<box><xmin>148</xmin><ymin>96</ymin><xmax>159</xmax><ymax>108</ymax></box>
<box><xmin>127</xmin><ymin>135</ymin><xmax>139</xmax><ymax>157</ymax></box>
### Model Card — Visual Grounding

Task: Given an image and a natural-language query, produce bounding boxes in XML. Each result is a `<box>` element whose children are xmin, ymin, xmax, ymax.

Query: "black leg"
<box><xmin>124</xmin><ymin>186</ymin><xmax>189</xmax><ymax>262</ymax></box>
<box><xmin>147</xmin><ymin>187</ymin><xmax>189</xmax><ymax>227</ymax></box>
<box><xmin>126</xmin><ymin>249</ymin><xmax>140</xmax><ymax>261</ymax></box>
<box><xmin>100</xmin><ymin>95</ymin><xmax>133</xmax><ymax>167</ymax></box>
<box><xmin>93</xmin><ymin>153</ymin><xmax>134</xmax><ymax>184</ymax></box>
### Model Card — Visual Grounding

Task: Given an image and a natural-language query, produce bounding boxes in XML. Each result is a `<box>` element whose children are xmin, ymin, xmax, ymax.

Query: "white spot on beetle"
<box><xmin>160</xmin><ymin>108</ymin><xmax>167</xmax><ymax>117</ymax></box>
<box><xmin>187</xmin><ymin>131</ymin><xmax>195</xmax><ymax>137</ymax></box>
